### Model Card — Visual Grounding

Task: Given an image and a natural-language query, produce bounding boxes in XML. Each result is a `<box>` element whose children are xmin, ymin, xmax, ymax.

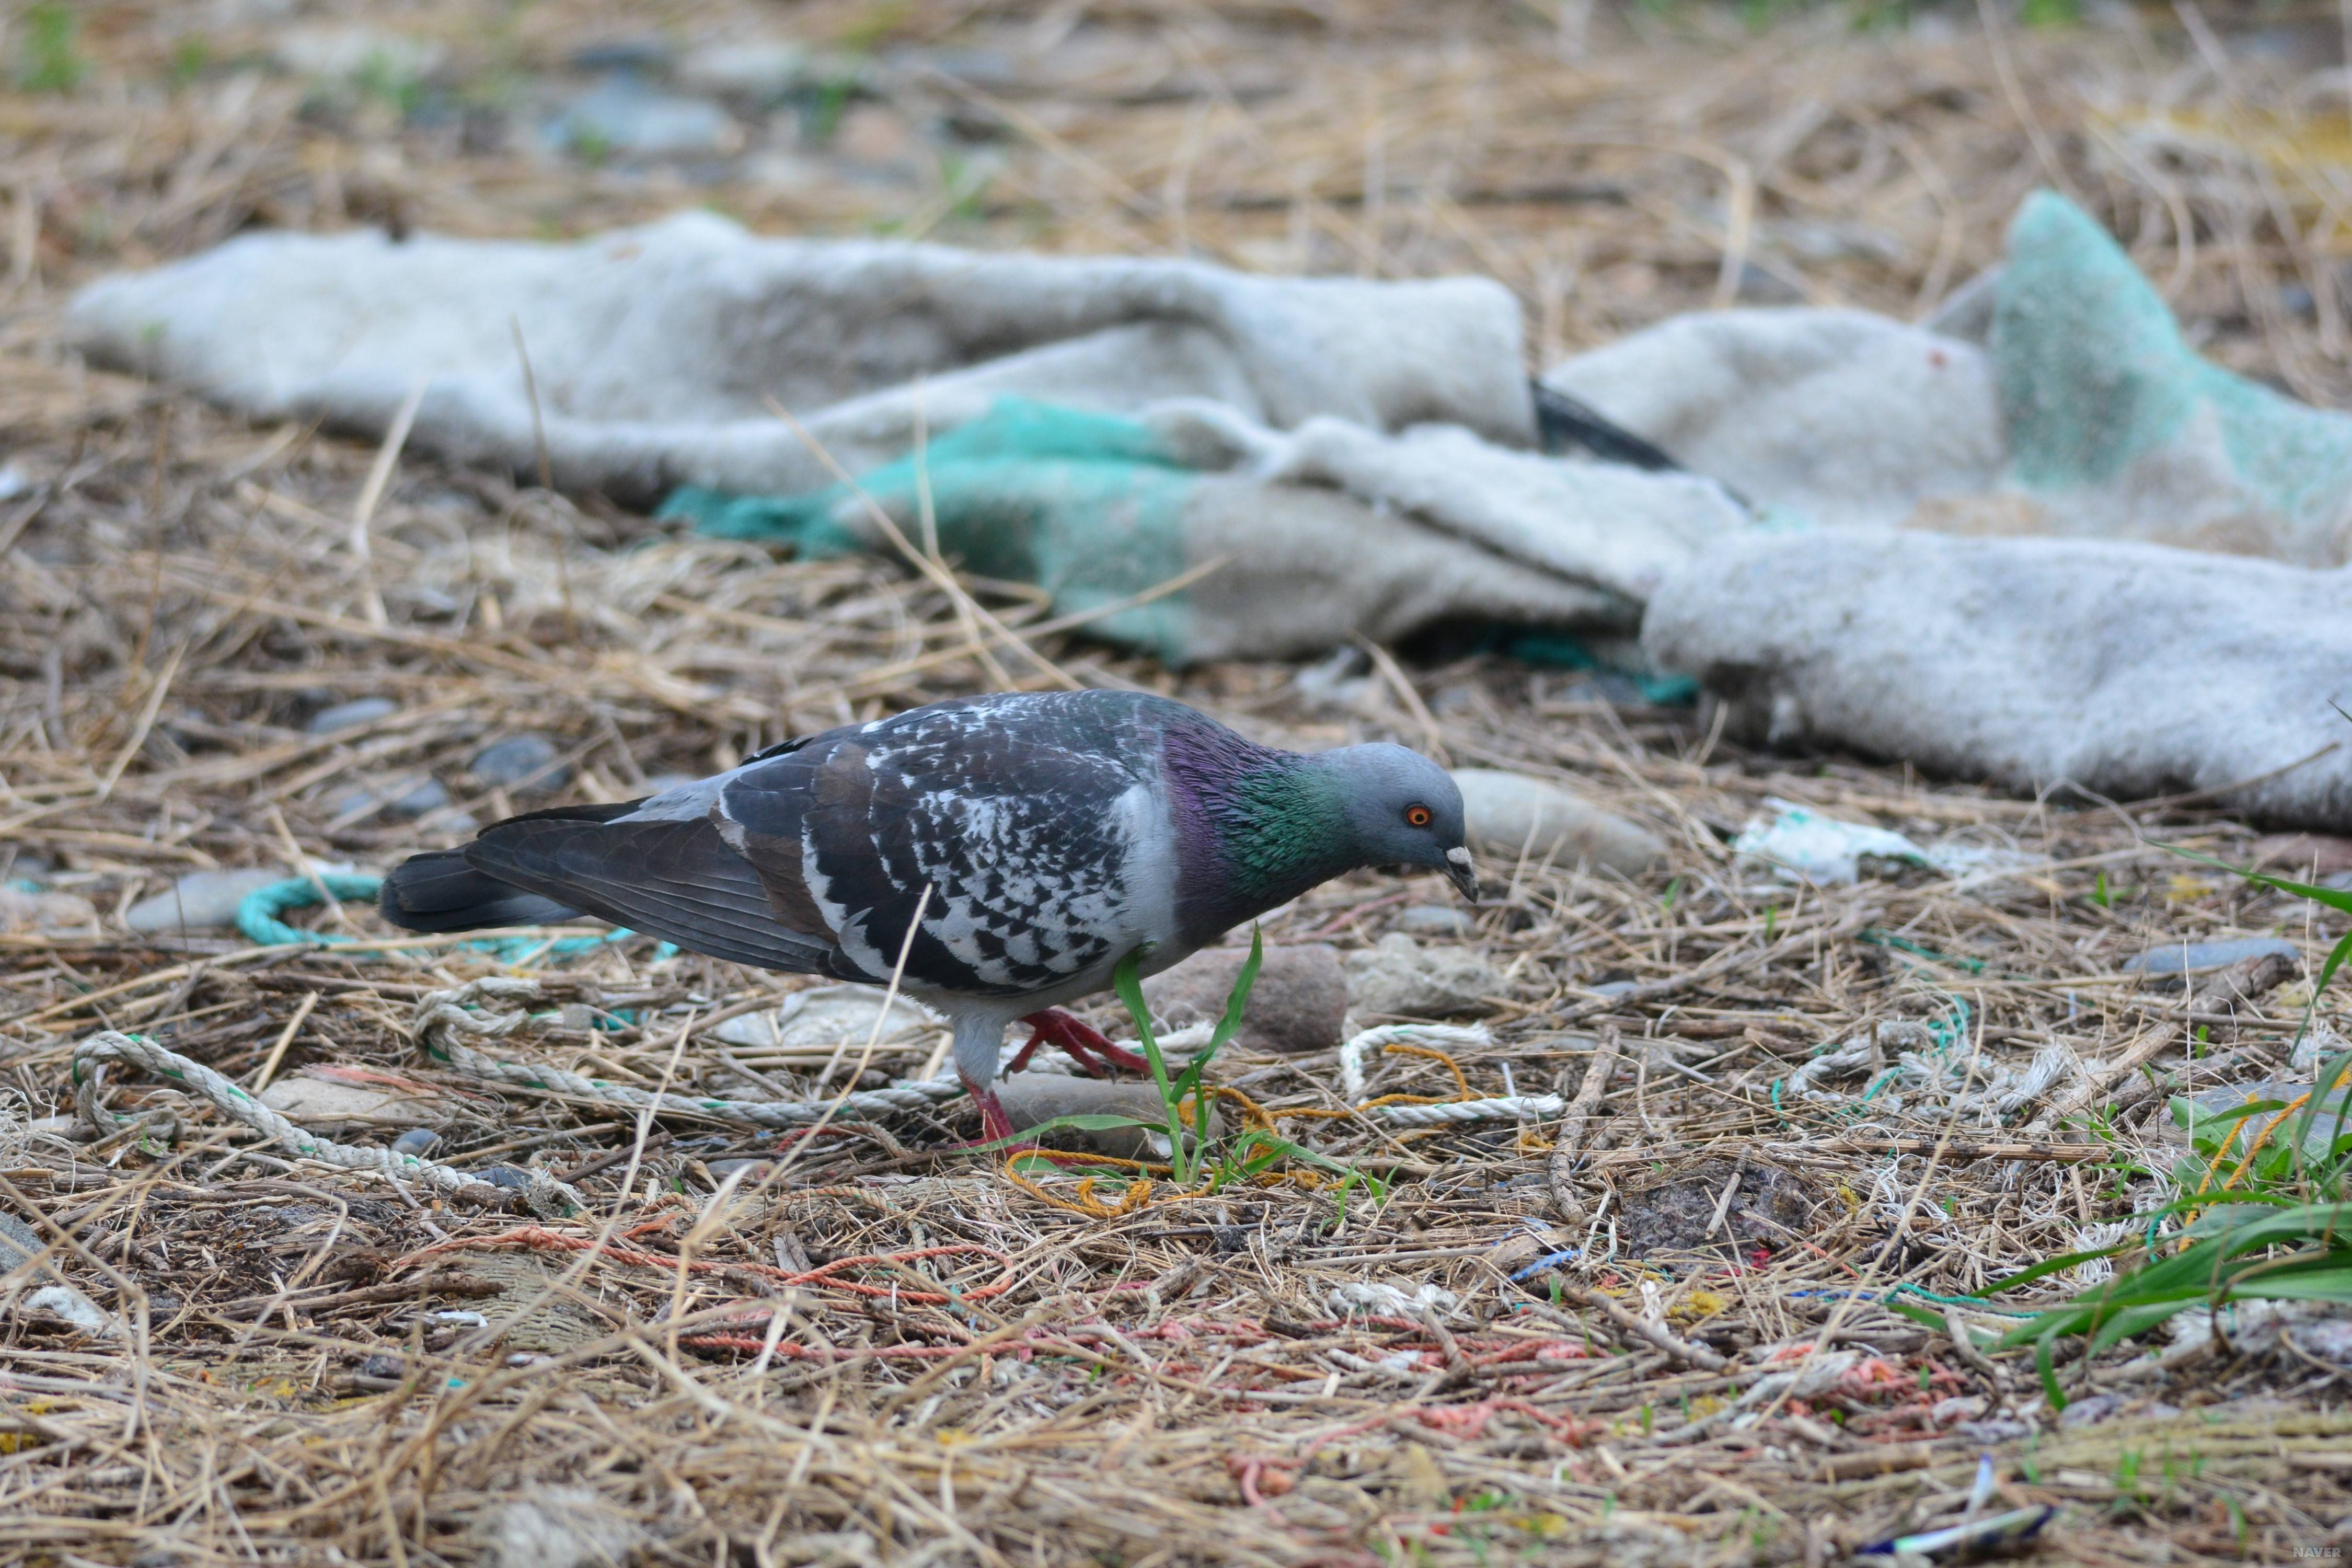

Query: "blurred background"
<box><xmin>6</xmin><ymin>0</ymin><xmax>2351</xmax><ymax>398</ymax></box>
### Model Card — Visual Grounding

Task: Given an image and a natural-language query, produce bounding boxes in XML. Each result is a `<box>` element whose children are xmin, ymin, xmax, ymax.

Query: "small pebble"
<box><xmin>328</xmin><ymin>777</ymin><xmax>453</xmax><ymax>821</ymax></box>
<box><xmin>471</xmin><ymin>1165</ymin><xmax>533</xmax><ymax>1191</ymax></box>
<box><xmin>2122</xmin><ymin>937</ymin><xmax>2299</xmax><ymax>976</ymax></box>
<box><xmin>470</xmin><ymin>733</ymin><xmax>571</xmax><ymax>794</ymax></box>
<box><xmin>706</xmin><ymin>1157</ymin><xmax>775</xmax><ymax>1181</ymax></box>
<box><xmin>1392</xmin><ymin>903</ymin><xmax>1473</xmax><ymax>938</ymax></box>
<box><xmin>390</xmin><ymin>1128</ymin><xmax>441</xmax><ymax>1157</ymax></box>
<box><xmin>308</xmin><ymin>696</ymin><xmax>398</xmax><ymax>735</ymax></box>
<box><xmin>389</xmin><ymin>777</ymin><xmax>451</xmax><ymax>817</ymax></box>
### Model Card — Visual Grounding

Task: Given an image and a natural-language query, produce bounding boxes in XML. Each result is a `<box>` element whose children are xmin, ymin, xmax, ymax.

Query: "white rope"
<box><xmin>1374</xmin><ymin>1093</ymin><xmax>1565</xmax><ymax>1125</ymax></box>
<box><xmin>1331</xmin><ymin>1022</ymin><xmax>1559</xmax><ymax>1122</ymax></box>
<box><xmin>1339</xmin><ymin>1023</ymin><xmax>1494</xmax><ymax>1101</ymax></box>
<box><xmin>70</xmin><ymin>1031</ymin><xmax>580</xmax><ymax>1215</ymax></box>
<box><xmin>75</xmin><ymin>989</ymin><xmax>1559</xmax><ymax>1213</ymax></box>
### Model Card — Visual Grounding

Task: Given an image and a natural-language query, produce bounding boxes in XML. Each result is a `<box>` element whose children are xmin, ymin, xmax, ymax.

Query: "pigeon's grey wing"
<box><xmin>460</xmin><ymin>807</ymin><xmax>837</xmax><ymax>974</ymax></box>
<box><xmin>721</xmin><ymin>696</ymin><xmax>1162</xmax><ymax>995</ymax></box>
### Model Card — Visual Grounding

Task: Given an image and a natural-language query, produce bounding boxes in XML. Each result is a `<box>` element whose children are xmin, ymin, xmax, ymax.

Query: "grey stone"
<box><xmin>470</xmin><ymin>733</ymin><xmax>571</xmax><ymax>794</ymax></box>
<box><xmin>1139</xmin><ymin>943</ymin><xmax>1347</xmax><ymax>1055</ymax></box>
<box><xmin>1344</xmin><ymin>933</ymin><xmax>1509</xmax><ymax>1019</ymax></box>
<box><xmin>994</xmin><ymin>1073</ymin><xmax>1221</xmax><ymax>1161</ymax></box>
<box><xmin>308</xmin><ymin>696</ymin><xmax>398</xmax><ymax>734</ymax></box>
<box><xmin>123</xmin><ymin>868</ymin><xmax>288</xmax><ymax>936</ymax></box>
<box><xmin>2123</xmin><ymin>938</ymin><xmax>2300</xmax><ymax>977</ymax></box>
<box><xmin>331</xmin><ymin>776</ymin><xmax>452</xmax><ymax>821</ymax></box>
<box><xmin>0</xmin><ymin>1212</ymin><xmax>50</xmax><ymax>1278</ymax></box>
<box><xmin>1393</xmin><ymin>904</ymin><xmax>1473</xmax><ymax>938</ymax></box>
<box><xmin>1450</xmin><ymin>769</ymin><xmax>1666</xmax><ymax>879</ymax></box>
<box><xmin>391</xmin><ymin>1127</ymin><xmax>441</xmax><ymax>1157</ymax></box>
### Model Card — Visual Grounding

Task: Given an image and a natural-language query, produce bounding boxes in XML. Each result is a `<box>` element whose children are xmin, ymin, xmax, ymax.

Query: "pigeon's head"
<box><xmin>1319</xmin><ymin>743</ymin><xmax>1477</xmax><ymax>903</ymax></box>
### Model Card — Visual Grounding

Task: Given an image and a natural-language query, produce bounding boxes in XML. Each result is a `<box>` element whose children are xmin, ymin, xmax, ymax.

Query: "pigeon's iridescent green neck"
<box><xmin>1217</xmin><ymin>760</ymin><xmax>1355</xmax><ymax>891</ymax></box>
<box><xmin>1163</xmin><ymin>728</ymin><xmax>1360</xmax><ymax>943</ymax></box>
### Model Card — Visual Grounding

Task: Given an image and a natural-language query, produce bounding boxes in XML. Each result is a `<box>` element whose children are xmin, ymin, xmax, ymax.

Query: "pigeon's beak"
<box><xmin>1443</xmin><ymin>845</ymin><xmax>1480</xmax><ymax>904</ymax></box>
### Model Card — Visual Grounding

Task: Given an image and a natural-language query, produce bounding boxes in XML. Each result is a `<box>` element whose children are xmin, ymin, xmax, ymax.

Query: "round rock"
<box><xmin>1138</xmin><ymin>943</ymin><xmax>1347</xmax><ymax>1055</ymax></box>
<box><xmin>470</xmin><ymin>733</ymin><xmax>572</xmax><ymax>794</ymax></box>
<box><xmin>1450</xmin><ymin>768</ymin><xmax>1666</xmax><ymax>878</ymax></box>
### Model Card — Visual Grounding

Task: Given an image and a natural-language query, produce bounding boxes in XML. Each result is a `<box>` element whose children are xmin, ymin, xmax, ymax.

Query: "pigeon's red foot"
<box><xmin>1009</xmin><ymin>1007</ymin><xmax>1153</xmax><ymax>1078</ymax></box>
<box><xmin>947</xmin><ymin>1074</ymin><xmax>1089</xmax><ymax>1166</ymax></box>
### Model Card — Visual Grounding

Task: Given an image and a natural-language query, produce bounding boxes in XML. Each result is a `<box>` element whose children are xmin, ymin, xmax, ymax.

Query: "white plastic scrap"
<box><xmin>21</xmin><ymin>1284</ymin><xmax>120</xmax><ymax>1339</ymax></box>
<box><xmin>1733</xmin><ymin>799</ymin><xmax>2026</xmax><ymax>885</ymax></box>
<box><xmin>1328</xmin><ymin>1281</ymin><xmax>1459</xmax><ymax>1319</ymax></box>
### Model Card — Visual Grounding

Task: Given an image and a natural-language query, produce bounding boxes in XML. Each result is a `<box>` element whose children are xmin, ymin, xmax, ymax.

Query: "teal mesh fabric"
<box><xmin>661</xmin><ymin>399</ymin><xmax>1196</xmax><ymax>663</ymax></box>
<box><xmin>1996</xmin><ymin>190</ymin><xmax>2352</xmax><ymax>531</ymax></box>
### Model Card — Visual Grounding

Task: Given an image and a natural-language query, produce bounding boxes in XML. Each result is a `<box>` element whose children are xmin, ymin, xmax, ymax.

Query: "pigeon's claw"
<box><xmin>1018</xmin><ymin>1008</ymin><xmax>1147</xmax><ymax>1079</ymax></box>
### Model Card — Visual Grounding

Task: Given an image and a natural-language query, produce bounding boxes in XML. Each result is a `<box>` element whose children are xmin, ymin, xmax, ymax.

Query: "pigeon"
<box><xmin>379</xmin><ymin>690</ymin><xmax>1476</xmax><ymax>1139</ymax></box>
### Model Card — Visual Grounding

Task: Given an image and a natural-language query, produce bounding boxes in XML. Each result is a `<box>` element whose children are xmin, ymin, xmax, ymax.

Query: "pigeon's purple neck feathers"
<box><xmin>1161</xmin><ymin>721</ymin><xmax>1358</xmax><ymax>944</ymax></box>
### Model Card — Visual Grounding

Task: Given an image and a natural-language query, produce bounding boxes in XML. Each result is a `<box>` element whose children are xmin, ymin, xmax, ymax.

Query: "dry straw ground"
<box><xmin>4</xmin><ymin>1</ymin><xmax>2352</xmax><ymax>1563</ymax></box>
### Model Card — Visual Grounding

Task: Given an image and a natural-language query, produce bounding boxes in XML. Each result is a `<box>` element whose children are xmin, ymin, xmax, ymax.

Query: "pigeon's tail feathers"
<box><xmin>462</xmin><ymin>810</ymin><xmax>834</xmax><ymax>974</ymax></box>
<box><xmin>378</xmin><ymin>850</ymin><xmax>586</xmax><ymax>933</ymax></box>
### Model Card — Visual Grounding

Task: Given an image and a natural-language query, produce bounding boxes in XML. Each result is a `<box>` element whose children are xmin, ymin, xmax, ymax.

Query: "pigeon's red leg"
<box><xmin>956</xmin><ymin>1074</ymin><xmax>1025</xmax><ymax>1149</ymax></box>
<box><xmin>1019</xmin><ymin>1007</ymin><xmax>1154</xmax><ymax>1077</ymax></box>
<box><xmin>949</xmin><ymin>1071</ymin><xmax>1099</xmax><ymax>1166</ymax></box>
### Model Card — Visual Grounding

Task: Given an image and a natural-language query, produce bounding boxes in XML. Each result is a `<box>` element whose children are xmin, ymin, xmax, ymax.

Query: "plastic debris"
<box><xmin>259</xmin><ymin>1070</ymin><xmax>452</xmax><ymax>1135</ymax></box>
<box><xmin>1733</xmin><ymin>800</ymin><xmax>2019</xmax><ymax>885</ymax></box>
<box><xmin>1328</xmin><ymin>1281</ymin><xmax>1459</xmax><ymax>1319</ymax></box>
<box><xmin>1859</xmin><ymin>1505</ymin><xmax>2053</xmax><ymax>1559</ymax></box>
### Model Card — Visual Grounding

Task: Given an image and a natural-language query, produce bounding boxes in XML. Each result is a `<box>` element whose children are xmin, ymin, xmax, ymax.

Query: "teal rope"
<box><xmin>236</xmin><ymin>877</ymin><xmax>633</xmax><ymax>963</ymax></box>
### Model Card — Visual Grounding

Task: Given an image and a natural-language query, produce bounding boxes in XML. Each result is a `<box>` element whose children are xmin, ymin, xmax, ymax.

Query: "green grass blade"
<box><xmin>1113</xmin><ymin>949</ymin><xmax>1191</xmax><ymax>1181</ymax></box>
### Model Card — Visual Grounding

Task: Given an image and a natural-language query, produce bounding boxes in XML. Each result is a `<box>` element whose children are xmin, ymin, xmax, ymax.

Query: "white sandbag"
<box><xmin>66</xmin><ymin>211</ymin><xmax>1535</xmax><ymax>504</ymax></box>
<box><xmin>1542</xmin><ymin>308</ymin><xmax>2004</xmax><ymax>529</ymax></box>
<box><xmin>1644</xmin><ymin>530</ymin><xmax>2352</xmax><ymax>829</ymax></box>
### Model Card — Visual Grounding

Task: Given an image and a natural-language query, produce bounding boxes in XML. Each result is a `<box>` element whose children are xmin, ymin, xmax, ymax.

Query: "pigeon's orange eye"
<box><xmin>1404</xmin><ymin>804</ymin><xmax>1433</xmax><ymax>828</ymax></box>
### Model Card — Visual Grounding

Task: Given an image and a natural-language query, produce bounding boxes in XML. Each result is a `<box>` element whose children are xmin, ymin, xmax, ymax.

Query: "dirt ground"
<box><xmin>3</xmin><ymin>2</ymin><xmax>2351</xmax><ymax>1564</ymax></box>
